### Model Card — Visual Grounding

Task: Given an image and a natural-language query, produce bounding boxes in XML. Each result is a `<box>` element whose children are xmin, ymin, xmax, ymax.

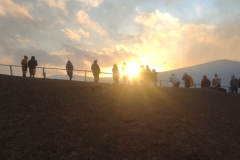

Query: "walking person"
<box><xmin>182</xmin><ymin>72</ymin><xmax>190</xmax><ymax>88</ymax></box>
<box><xmin>152</xmin><ymin>69</ymin><xmax>158</xmax><ymax>86</ymax></box>
<box><xmin>21</xmin><ymin>55</ymin><xmax>28</xmax><ymax>77</ymax></box>
<box><xmin>230</xmin><ymin>75</ymin><xmax>238</xmax><ymax>93</ymax></box>
<box><xmin>170</xmin><ymin>74</ymin><xmax>180</xmax><ymax>87</ymax></box>
<box><xmin>212</xmin><ymin>74</ymin><xmax>221</xmax><ymax>88</ymax></box>
<box><xmin>66</xmin><ymin>60</ymin><xmax>74</xmax><ymax>80</ymax></box>
<box><xmin>91</xmin><ymin>60</ymin><xmax>101</xmax><ymax>83</ymax></box>
<box><xmin>201</xmin><ymin>75</ymin><xmax>211</xmax><ymax>88</ymax></box>
<box><xmin>28</xmin><ymin>56</ymin><xmax>38</xmax><ymax>78</ymax></box>
<box><xmin>112</xmin><ymin>64</ymin><xmax>119</xmax><ymax>84</ymax></box>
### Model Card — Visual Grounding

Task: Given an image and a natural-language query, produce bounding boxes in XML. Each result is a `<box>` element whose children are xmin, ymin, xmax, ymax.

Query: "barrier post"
<box><xmin>159</xmin><ymin>80</ymin><xmax>162</xmax><ymax>86</ymax></box>
<box><xmin>194</xmin><ymin>84</ymin><xmax>196</xmax><ymax>88</ymax></box>
<box><xmin>85</xmin><ymin>71</ymin><xmax>86</xmax><ymax>82</ymax></box>
<box><xmin>10</xmin><ymin>66</ymin><xmax>13</xmax><ymax>76</ymax></box>
<box><xmin>43</xmin><ymin>68</ymin><xmax>46</xmax><ymax>78</ymax></box>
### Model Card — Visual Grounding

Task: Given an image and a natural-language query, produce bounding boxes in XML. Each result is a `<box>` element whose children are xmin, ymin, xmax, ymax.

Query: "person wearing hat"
<box><xmin>91</xmin><ymin>60</ymin><xmax>101</xmax><ymax>82</ymax></box>
<box><xmin>21</xmin><ymin>55</ymin><xmax>28</xmax><ymax>77</ymax></box>
<box><xmin>28</xmin><ymin>56</ymin><xmax>38</xmax><ymax>78</ymax></box>
<box><xmin>66</xmin><ymin>60</ymin><xmax>74</xmax><ymax>80</ymax></box>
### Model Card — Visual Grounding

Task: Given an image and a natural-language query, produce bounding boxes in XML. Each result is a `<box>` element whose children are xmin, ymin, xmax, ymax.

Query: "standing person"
<box><xmin>122</xmin><ymin>62</ymin><xmax>129</xmax><ymax>84</ymax></box>
<box><xmin>182</xmin><ymin>72</ymin><xmax>190</xmax><ymax>88</ymax></box>
<box><xmin>212</xmin><ymin>74</ymin><xmax>221</xmax><ymax>88</ymax></box>
<box><xmin>152</xmin><ymin>69</ymin><xmax>158</xmax><ymax>86</ymax></box>
<box><xmin>91</xmin><ymin>60</ymin><xmax>101</xmax><ymax>83</ymax></box>
<box><xmin>112</xmin><ymin>64</ymin><xmax>119</xmax><ymax>84</ymax></box>
<box><xmin>21</xmin><ymin>55</ymin><xmax>28</xmax><ymax>77</ymax></box>
<box><xmin>145</xmin><ymin>65</ymin><xmax>151</xmax><ymax>86</ymax></box>
<box><xmin>230</xmin><ymin>75</ymin><xmax>238</xmax><ymax>93</ymax></box>
<box><xmin>201</xmin><ymin>75</ymin><xmax>211</xmax><ymax>88</ymax></box>
<box><xmin>139</xmin><ymin>65</ymin><xmax>145</xmax><ymax>85</ymax></box>
<box><xmin>66</xmin><ymin>60</ymin><xmax>74</xmax><ymax>80</ymax></box>
<box><xmin>28</xmin><ymin>56</ymin><xmax>38</xmax><ymax>78</ymax></box>
<box><xmin>170</xmin><ymin>74</ymin><xmax>180</xmax><ymax>87</ymax></box>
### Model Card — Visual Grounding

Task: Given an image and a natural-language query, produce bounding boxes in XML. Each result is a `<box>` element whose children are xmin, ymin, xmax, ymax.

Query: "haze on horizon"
<box><xmin>1</xmin><ymin>0</ymin><xmax>240</xmax><ymax>75</ymax></box>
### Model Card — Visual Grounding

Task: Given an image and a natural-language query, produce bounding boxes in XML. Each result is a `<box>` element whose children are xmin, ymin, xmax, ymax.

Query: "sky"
<box><xmin>0</xmin><ymin>0</ymin><xmax>240</xmax><ymax>76</ymax></box>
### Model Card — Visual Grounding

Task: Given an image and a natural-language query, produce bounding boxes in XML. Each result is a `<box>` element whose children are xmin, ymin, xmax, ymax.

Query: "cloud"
<box><xmin>78</xmin><ymin>0</ymin><xmax>103</xmax><ymax>7</ymax></box>
<box><xmin>78</xmin><ymin>29</ymin><xmax>90</xmax><ymax>38</ymax></box>
<box><xmin>0</xmin><ymin>0</ymin><xmax>33</xmax><ymax>19</ymax></box>
<box><xmin>61</xmin><ymin>29</ymin><xmax>81</xmax><ymax>41</ymax></box>
<box><xmin>195</xmin><ymin>4</ymin><xmax>202</xmax><ymax>16</ymax></box>
<box><xmin>43</xmin><ymin>0</ymin><xmax>67</xmax><ymax>14</ymax></box>
<box><xmin>76</xmin><ymin>10</ymin><xmax>105</xmax><ymax>35</ymax></box>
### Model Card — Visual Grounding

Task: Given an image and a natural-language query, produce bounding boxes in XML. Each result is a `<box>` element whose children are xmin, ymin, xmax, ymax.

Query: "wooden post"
<box><xmin>159</xmin><ymin>80</ymin><xmax>161</xmax><ymax>86</ymax></box>
<box><xmin>10</xmin><ymin>66</ymin><xmax>13</xmax><ymax>76</ymax></box>
<box><xmin>43</xmin><ymin>68</ymin><xmax>46</xmax><ymax>78</ymax></box>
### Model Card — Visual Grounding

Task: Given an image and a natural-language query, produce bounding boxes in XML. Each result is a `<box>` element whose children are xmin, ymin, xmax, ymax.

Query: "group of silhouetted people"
<box><xmin>20</xmin><ymin>56</ymin><xmax>239</xmax><ymax>93</ymax></box>
<box><xmin>111</xmin><ymin>62</ymin><xmax>158</xmax><ymax>86</ymax></box>
<box><xmin>169</xmin><ymin>72</ymin><xmax>239</xmax><ymax>93</ymax></box>
<box><xmin>21</xmin><ymin>56</ymin><xmax>38</xmax><ymax>77</ymax></box>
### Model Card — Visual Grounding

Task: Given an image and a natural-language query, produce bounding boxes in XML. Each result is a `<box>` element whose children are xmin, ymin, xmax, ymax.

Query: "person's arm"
<box><xmin>35</xmin><ymin>61</ymin><xmax>38</xmax><ymax>67</ymax></box>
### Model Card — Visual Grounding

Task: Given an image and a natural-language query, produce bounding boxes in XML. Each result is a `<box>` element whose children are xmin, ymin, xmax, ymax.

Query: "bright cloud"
<box><xmin>76</xmin><ymin>10</ymin><xmax>105</xmax><ymax>35</ymax></box>
<box><xmin>78</xmin><ymin>0</ymin><xmax>103</xmax><ymax>7</ymax></box>
<box><xmin>61</xmin><ymin>29</ymin><xmax>81</xmax><ymax>41</ymax></box>
<box><xmin>0</xmin><ymin>0</ymin><xmax>33</xmax><ymax>19</ymax></box>
<box><xmin>43</xmin><ymin>0</ymin><xmax>67</xmax><ymax>14</ymax></box>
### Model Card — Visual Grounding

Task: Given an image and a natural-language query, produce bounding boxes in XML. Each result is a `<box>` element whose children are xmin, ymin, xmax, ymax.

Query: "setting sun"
<box><xmin>125</xmin><ymin>62</ymin><xmax>140</xmax><ymax>78</ymax></box>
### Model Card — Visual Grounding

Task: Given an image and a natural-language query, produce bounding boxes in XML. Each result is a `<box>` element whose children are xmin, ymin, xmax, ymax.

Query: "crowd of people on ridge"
<box><xmin>20</xmin><ymin>56</ymin><xmax>240</xmax><ymax>93</ymax></box>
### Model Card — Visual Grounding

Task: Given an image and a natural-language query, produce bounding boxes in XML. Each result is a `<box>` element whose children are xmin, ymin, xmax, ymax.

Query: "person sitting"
<box><xmin>182</xmin><ymin>72</ymin><xmax>190</xmax><ymax>88</ymax></box>
<box><xmin>201</xmin><ymin>75</ymin><xmax>211</xmax><ymax>88</ymax></box>
<box><xmin>170</xmin><ymin>74</ymin><xmax>180</xmax><ymax>87</ymax></box>
<box><xmin>212</xmin><ymin>74</ymin><xmax>221</xmax><ymax>88</ymax></box>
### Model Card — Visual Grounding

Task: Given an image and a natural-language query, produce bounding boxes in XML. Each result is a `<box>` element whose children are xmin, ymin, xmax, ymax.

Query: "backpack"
<box><xmin>231</xmin><ymin>79</ymin><xmax>238</xmax><ymax>88</ymax></box>
<box><xmin>190</xmin><ymin>76</ymin><xmax>194</xmax><ymax>87</ymax></box>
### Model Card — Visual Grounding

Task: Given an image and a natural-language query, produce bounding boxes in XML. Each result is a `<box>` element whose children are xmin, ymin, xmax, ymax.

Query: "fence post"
<box><xmin>10</xmin><ymin>66</ymin><xmax>13</xmax><ymax>76</ymax></box>
<box><xmin>85</xmin><ymin>71</ymin><xmax>86</xmax><ymax>82</ymax></box>
<box><xmin>159</xmin><ymin>80</ymin><xmax>162</xmax><ymax>86</ymax></box>
<box><xmin>43</xmin><ymin>68</ymin><xmax>46</xmax><ymax>78</ymax></box>
<box><xmin>194</xmin><ymin>84</ymin><xmax>196</xmax><ymax>88</ymax></box>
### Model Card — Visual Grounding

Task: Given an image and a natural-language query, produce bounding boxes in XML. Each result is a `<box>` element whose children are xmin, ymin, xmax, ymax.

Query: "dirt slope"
<box><xmin>0</xmin><ymin>75</ymin><xmax>240</xmax><ymax>160</ymax></box>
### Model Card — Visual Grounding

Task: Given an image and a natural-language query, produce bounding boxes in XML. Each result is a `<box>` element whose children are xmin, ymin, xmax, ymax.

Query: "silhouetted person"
<box><xmin>230</xmin><ymin>75</ymin><xmax>238</xmax><ymax>93</ymax></box>
<box><xmin>66</xmin><ymin>60</ymin><xmax>74</xmax><ymax>80</ymax></box>
<box><xmin>91</xmin><ymin>60</ymin><xmax>100</xmax><ymax>82</ymax></box>
<box><xmin>28</xmin><ymin>56</ymin><xmax>38</xmax><ymax>78</ymax></box>
<box><xmin>21</xmin><ymin>55</ymin><xmax>28</xmax><ymax>77</ymax></box>
<box><xmin>132</xmin><ymin>76</ymin><xmax>138</xmax><ymax>85</ymax></box>
<box><xmin>170</xmin><ymin>74</ymin><xmax>180</xmax><ymax>87</ymax></box>
<box><xmin>212</xmin><ymin>74</ymin><xmax>221</xmax><ymax>88</ymax></box>
<box><xmin>182</xmin><ymin>72</ymin><xmax>190</xmax><ymax>88</ymax></box>
<box><xmin>201</xmin><ymin>75</ymin><xmax>211</xmax><ymax>88</ymax></box>
<box><xmin>122</xmin><ymin>62</ymin><xmax>129</xmax><ymax>84</ymax></box>
<box><xmin>112</xmin><ymin>64</ymin><xmax>119</xmax><ymax>84</ymax></box>
<box><xmin>139</xmin><ymin>65</ymin><xmax>145</xmax><ymax>85</ymax></box>
<box><xmin>145</xmin><ymin>65</ymin><xmax>151</xmax><ymax>86</ymax></box>
<box><xmin>152</xmin><ymin>69</ymin><xmax>158</xmax><ymax>86</ymax></box>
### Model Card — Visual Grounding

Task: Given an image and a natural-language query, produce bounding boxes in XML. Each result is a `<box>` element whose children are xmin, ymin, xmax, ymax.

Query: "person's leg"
<box><xmin>33</xmin><ymin>69</ymin><xmax>35</xmax><ymax>78</ymax></box>
<box><xmin>231</xmin><ymin>87</ymin><xmax>234</xmax><ymax>93</ymax></box>
<box><xmin>96</xmin><ymin>74</ymin><xmax>99</xmax><ymax>82</ymax></box>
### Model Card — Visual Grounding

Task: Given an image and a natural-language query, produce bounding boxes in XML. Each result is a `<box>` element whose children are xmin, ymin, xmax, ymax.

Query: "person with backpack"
<box><xmin>112</xmin><ymin>64</ymin><xmax>119</xmax><ymax>84</ymax></box>
<box><xmin>201</xmin><ymin>75</ymin><xmax>211</xmax><ymax>88</ymax></box>
<box><xmin>182</xmin><ymin>72</ymin><xmax>190</xmax><ymax>88</ymax></box>
<box><xmin>212</xmin><ymin>74</ymin><xmax>221</xmax><ymax>88</ymax></box>
<box><xmin>230</xmin><ymin>75</ymin><xmax>238</xmax><ymax>93</ymax></box>
<box><xmin>21</xmin><ymin>55</ymin><xmax>28</xmax><ymax>77</ymax></box>
<box><xmin>170</xmin><ymin>74</ymin><xmax>180</xmax><ymax>87</ymax></box>
<box><xmin>91</xmin><ymin>60</ymin><xmax>101</xmax><ymax>83</ymax></box>
<box><xmin>28</xmin><ymin>56</ymin><xmax>38</xmax><ymax>78</ymax></box>
<box><xmin>66</xmin><ymin>60</ymin><xmax>74</xmax><ymax>80</ymax></box>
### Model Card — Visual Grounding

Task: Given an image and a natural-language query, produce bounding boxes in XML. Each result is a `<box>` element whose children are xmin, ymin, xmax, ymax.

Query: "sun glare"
<box><xmin>125</xmin><ymin>62</ymin><xmax>140</xmax><ymax>78</ymax></box>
